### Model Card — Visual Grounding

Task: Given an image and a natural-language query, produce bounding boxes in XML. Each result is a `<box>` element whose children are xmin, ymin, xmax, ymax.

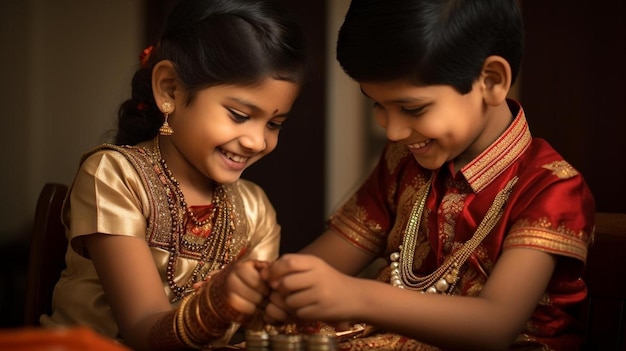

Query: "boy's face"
<box><xmin>360</xmin><ymin>79</ymin><xmax>509</xmax><ymax>171</ymax></box>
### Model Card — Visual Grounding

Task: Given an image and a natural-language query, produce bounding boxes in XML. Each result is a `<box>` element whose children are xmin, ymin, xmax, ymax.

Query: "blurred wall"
<box><xmin>325</xmin><ymin>0</ymin><xmax>368</xmax><ymax>216</ymax></box>
<box><xmin>0</xmin><ymin>0</ymin><xmax>145</xmax><ymax>326</ymax></box>
<box><xmin>0</xmin><ymin>0</ymin><xmax>145</xmax><ymax>245</ymax></box>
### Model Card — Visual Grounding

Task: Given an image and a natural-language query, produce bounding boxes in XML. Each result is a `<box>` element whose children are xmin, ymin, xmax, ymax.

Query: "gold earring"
<box><xmin>159</xmin><ymin>101</ymin><xmax>174</xmax><ymax>135</ymax></box>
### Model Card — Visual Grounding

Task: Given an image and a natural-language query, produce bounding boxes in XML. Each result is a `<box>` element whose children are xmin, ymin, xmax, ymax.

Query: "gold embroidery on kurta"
<box><xmin>332</xmin><ymin>155</ymin><xmax>431</xmax><ymax>256</ymax></box>
<box><xmin>504</xmin><ymin>217</ymin><xmax>589</xmax><ymax>261</ymax></box>
<box><xmin>440</xmin><ymin>193</ymin><xmax>465</xmax><ymax>250</ymax></box>
<box><xmin>462</xmin><ymin>112</ymin><xmax>532</xmax><ymax>192</ymax></box>
<box><xmin>541</xmin><ymin>160</ymin><xmax>578</xmax><ymax>179</ymax></box>
<box><xmin>330</xmin><ymin>197</ymin><xmax>385</xmax><ymax>254</ymax></box>
<box><xmin>385</xmin><ymin>142</ymin><xmax>409</xmax><ymax>175</ymax></box>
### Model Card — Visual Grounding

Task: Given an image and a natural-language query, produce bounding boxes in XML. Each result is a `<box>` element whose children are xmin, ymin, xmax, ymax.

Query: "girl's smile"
<box><xmin>158</xmin><ymin>77</ymin><xmax>300</xmax><ymax>188</ymax></box>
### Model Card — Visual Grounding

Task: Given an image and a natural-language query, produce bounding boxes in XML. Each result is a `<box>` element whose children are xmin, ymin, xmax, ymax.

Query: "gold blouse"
<box><xmin>40</xmin><ymin>144</ymin><xmax>280</xmax><ymax>347</ymax></box>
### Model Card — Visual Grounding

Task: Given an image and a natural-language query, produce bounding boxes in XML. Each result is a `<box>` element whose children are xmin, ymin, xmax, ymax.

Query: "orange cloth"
<box><xmin>0</xmin><ymin>326</ymin><xmax>131</xmax><ymax>351</ymax></box>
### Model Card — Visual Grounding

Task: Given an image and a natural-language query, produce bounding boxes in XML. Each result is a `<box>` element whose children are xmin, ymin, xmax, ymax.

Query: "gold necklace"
<box><xmin>389</xmin><ymin>176</ymin><xmax>518</xmax><ymax>294</ymax></box>
<box><xmin>153</xmin><ymin>137</ymin><xmax>235</xmax><ymax>302</ymax></box>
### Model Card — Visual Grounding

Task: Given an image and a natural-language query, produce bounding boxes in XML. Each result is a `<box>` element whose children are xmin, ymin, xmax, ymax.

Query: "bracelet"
<box><xmin>176</xmin><ymin>294</ymin><xmax>203</xmax><ymax>349</ymax></box>
<box><xmin>147</xmin><ymin>310</ymin><xmax>185</xmax><ymax>351</ymax></box>
<box><xmin>176</xmin><ymin>288</ymin><xmax>230</xmax><ymax>341</ymax></box>
<box><xmin>207</xmin><ymin>269</ymin><xmax>248</xmax><ymax>324</ymax></box>
<box><xmin>201</xmin><ymin>280</ymin><xmax>229</xmax><ymax>324</ymax></box>
<box><xmin>183</xmin><ymin>297</ymin><xmax>205</xmax><ymax>345</ymax></box>
<box><xmin>193</xmin><ymin>296</ymin><xmax>217</xmax><ymax>335</ymax></box>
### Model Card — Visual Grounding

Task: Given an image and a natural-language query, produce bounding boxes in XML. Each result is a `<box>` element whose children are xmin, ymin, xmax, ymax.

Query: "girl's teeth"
<box><xmin>222</xmin><ymin>150</ymin><xmax>247</xmax><ymax>163</ymax></box>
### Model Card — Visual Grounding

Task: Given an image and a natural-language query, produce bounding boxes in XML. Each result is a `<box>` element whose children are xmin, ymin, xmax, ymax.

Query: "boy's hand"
<box><xmin>261</xmin><ymin>254</ymin><xmax>360</xmax><ymax>322</ymax></box>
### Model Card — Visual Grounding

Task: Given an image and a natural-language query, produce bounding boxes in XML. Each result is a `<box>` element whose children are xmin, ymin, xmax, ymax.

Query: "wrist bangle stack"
<box><xmin>207</xmin><ymin>270</ymin><xmax>248</xmax><ymax>324</ymax></box>
<box><xmin>148</xmin><ymin>310</ymin><xmax>186</xmax><ymax>351</ymax></box>
<box><xmin>191</xmin><ymin>288</ymin><xmax>231</xmax><ymax>339</ymax></box>
<box><xmin>152</xmin><ymin>267</ymin><xmax>253</xmax><ymax>350</ymax></box>
<box><xmin>176</xmin><ymin>294</ymin><xmax>203</xmax><ymax>349</ymax></box>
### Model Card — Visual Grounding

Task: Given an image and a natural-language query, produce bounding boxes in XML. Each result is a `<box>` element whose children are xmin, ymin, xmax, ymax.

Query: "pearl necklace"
<box><xmin>153</xmin><ymin>137</ymin><xmax>235</xmax><ymax>302</ymax></box>
<box><xmin>390</xmin><ymin>176</ymin><xmax>518</xmax><ymax>294</ymax></box>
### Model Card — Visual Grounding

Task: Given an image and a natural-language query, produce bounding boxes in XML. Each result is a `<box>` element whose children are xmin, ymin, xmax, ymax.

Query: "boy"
<box><xmin>263</xmin><ymin>0</ymin><xmax>594</xmax><ymax>350</ymax></box>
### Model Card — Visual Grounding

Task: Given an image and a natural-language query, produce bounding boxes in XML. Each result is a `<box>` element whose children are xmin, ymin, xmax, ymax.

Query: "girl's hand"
<box><xmin>262</xmin><ymin>254</ymin><xmax>361</xmax><ymax>322</ymax></box>
<box><xmin>207</xmin><ymin>259</ymin><xmax>271</xmax><ymax>322</ymax></box>
<box><xmin>192</xmin><ymin>270</ymin><xmax>221</xmax><ymax>290</ymax></box>
<box><xmin>262</xmin><ymin>289</ymin><xmax>293</xmax><ymax>324</ymax></box>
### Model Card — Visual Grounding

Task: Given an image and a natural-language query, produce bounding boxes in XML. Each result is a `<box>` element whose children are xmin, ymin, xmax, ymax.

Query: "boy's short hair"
<box><xmin>336</xmin><ymin>0</ymin><xmax>524</xmax><ymax>94</ymax></box>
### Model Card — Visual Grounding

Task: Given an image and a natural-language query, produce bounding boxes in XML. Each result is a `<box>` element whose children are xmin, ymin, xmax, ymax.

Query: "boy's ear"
<box><xmin>479</xmin><ymin>55</ymin><xmax>512</xmax><ymax>106</ymax></box>
<box><xmin>152</xmin><ymin>60</ymin><xmax>179</xmax><ymax>113</ymax></box>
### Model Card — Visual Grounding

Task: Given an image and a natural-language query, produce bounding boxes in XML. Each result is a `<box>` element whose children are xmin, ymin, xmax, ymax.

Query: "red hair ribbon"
<box><xmin>139</xmin><ymin>45</ymin><xmax>154</xmax><ymax>69</ymax></box>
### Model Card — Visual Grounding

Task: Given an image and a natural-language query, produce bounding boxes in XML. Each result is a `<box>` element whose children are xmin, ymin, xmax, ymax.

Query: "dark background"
<box><xmin>2</xmin><ymin>0</ymin><xmax>625</xmax><ymax>328</ymax></box>
<box><xmin>520</xmin><ymin>1</ymin><xmax>626</xmax><ymax>213</ymax></box>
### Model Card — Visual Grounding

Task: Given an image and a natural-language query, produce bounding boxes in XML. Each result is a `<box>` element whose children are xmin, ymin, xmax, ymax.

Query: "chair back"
<box><xmin>23</xmin><ymin>183</ymin><xmax>69</xmax><ymax>326</ymax></box>
<box><xmin>582</xmin><ymin>212</ymin><xmax>626</xmax><ymax>350</ymax></box>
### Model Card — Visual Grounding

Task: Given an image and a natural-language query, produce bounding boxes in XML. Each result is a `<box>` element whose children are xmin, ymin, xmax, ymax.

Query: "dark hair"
<box><xmin>336</xmin><ymin>0</ymin><xmax>524</xmax><ymax>94</ymax></box>
<box><xmin>115</xmin><ymin>0</ymin><xmax>307</xmax><ymax>146</ymax></box>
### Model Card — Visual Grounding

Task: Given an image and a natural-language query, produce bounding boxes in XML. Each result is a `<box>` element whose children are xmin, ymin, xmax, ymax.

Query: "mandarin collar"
<box><xmin>457</xmin><ymin>99</ymin><xmax>532</xmax><ymax>193</ymax></box>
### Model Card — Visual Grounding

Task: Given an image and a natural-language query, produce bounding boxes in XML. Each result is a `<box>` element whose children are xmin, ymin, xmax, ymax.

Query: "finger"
<box><xmin>265</xmin><ymin>254</ymin><xmax>313</xmax><ymax>283</ymax></box>
<box><xmin>267</xmin><ymin>291</ymin><xmax>288</xmax><ymax>310</ymax></box>
<box><xmin>233</xmin><ymin>262</ymin><xmax>270</xmax><ymax>298</ymax></box>
<box><xmin>264</xmin><ymin>301</ymin><xmax>290</xmax><ymax>323</ymax></box>
<box><xmin>225</xmin><ymin>288</ymin><xmax>259</xmax><ymax>316</ymax></box>
<box><xmin>253</xmin><ymin>260</ymin><xmax>270</xmax><ymax>271</ymax></box>
<box><xmin>271</xmin><ymin>269</ymin><xmax>318</xmax><ymax>296</ymax></box>
<box><xmin>228</xmin><ymin>272</ymin><xmax>267</xmax><ymax>308</ymax></box>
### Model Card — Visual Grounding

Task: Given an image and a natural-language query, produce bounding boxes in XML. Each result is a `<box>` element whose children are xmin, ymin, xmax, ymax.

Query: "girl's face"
<box><xmin>165</xmin><ymin>78</ymin><xmax>300</xmax><ymax>185</ymax></box>
<box><xmin>360</xmin><ymin>80</ymin><xmax>510</xmax><ymax>172</ymax></box>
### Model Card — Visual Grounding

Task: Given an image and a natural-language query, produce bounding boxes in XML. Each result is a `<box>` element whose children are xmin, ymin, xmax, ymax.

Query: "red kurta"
<box><xmin>329</xmin><ymin>100</ymin><xmax>595</xmax><ymax>350</ymax></box>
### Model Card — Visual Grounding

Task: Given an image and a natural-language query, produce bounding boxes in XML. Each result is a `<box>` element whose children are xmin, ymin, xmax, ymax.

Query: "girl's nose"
<box><xmin>240</xmin><ymin>127</ymin><xmax>267</xmax><ymax>152</ymax></box>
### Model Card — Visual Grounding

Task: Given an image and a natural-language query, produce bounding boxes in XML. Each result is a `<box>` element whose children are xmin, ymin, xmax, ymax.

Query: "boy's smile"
<box><xmin>360</xmin><ymin>79</ymin><xmax>512</xmax><ymax>172</ymax></box>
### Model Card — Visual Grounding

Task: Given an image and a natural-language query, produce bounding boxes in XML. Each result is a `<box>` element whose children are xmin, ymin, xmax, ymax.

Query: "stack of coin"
<box><xmin>270</xmin><ymin>333</ymin><xmax>304</xmax><ymax>351</ymax></box>
<box><xmin>245</xmin><ymin>329</ymin><xmax>271</xmax><ymax>351</ymax></box>
<box><xmin>305</xmin><ymin>333</ymin><xmax>338</xmax><ymax>351</ymax></box>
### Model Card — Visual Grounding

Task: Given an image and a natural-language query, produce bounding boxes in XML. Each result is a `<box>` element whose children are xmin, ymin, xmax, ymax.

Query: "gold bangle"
<box><xmin>198</xmin><ymin>288</ymin><xmax>231</xmax><ymax>337</ymax></box>
<box><xmin>176</xmin><ymin>294</ymin><xmax>203</xmax><ymax>349</ymax></box>
<box><xmin>183</xmin><ymin>298</ymin><xmax>205</xmax><ymax>345</ymax></box>
<box><xmin>183</xmin><ymin>292</ymin><xmax>230</xmax><ymax>342</ymax></box>
<box><xmin>208</xmin><ymin>272</ymin><xmax>247</xmax><ymax>324</ymax></box>
<box><xmin>193</xmin><ymin>296</ymin><xmax>212</xmax><ymax>334</ymax></box>
<box><xmin>202</xmin><ymin>287</ymin><xmax>226</xmax><ymax>323</ymax></box>
<box><xmin>172</xmin><ymin>309</ymin><xmax>184</xmax><ymax>346</ymax></box>
<box><xmin>147</xmin><ymin>310</ymin><xmax>185</xmax><ymax>351</ymax></box>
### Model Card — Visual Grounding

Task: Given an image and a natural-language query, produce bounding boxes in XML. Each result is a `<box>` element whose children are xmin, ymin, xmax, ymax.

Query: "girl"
<box><xmin>263</xmin><ymin>0</ymin><xmax>594</xmax><ymax>350</ymax></box>
<box><xmin>40</xmin><ymin>0</ymin><xmax>307</xmax><ymax>350</ymax></box>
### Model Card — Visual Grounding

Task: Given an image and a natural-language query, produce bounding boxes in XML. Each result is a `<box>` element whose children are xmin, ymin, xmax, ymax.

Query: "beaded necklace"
<box><xmin>389</xmin><ymin>176</ymin><xmax>518</xmax><ymax>294</ymax></box>
<box><xmin>153</xmin><ymin>137</ymin><xmax>235</xmax><ymax>302</ymax></box>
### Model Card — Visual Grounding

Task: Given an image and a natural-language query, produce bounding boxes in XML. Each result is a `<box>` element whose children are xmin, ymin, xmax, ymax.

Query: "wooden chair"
<box><xmin>581</xmin><ymin>212</ymin><xmax>626</xmax><ymax>351</ymax></box>
<box><xmin>23</xmin><ymin>183</ymin><xmax>69</xmax><ymax>326</ymax></box>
